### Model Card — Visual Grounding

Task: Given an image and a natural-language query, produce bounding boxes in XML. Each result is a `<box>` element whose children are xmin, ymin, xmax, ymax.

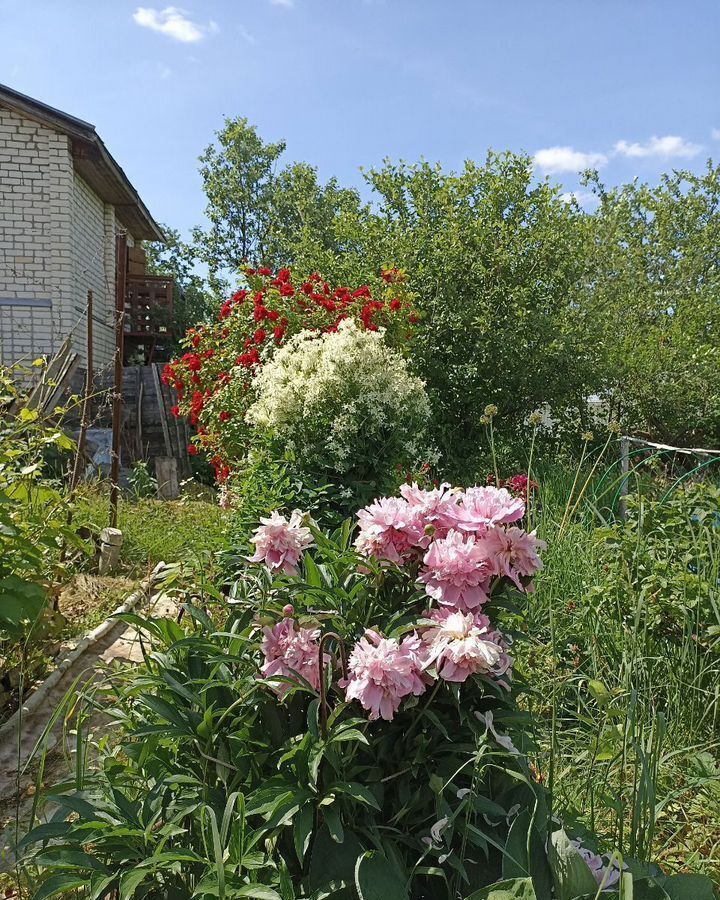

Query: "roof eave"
<box><xmin>0</xmin><ymin>82</ymin><xmax>165</xmax><ymax>244</ymax></box>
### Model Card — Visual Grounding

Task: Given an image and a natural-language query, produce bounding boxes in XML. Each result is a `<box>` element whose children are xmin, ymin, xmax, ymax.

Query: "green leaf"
<box><xmin>587</xmin><ymin>679</ymin><xmax>611</xmax><ymax>707</ymax></box>
<box><xmin>303</xmin><ymin>553</ymin><xmax>323</xmax><ymax>588</ymax></box>
<box><xmin>233</xmin><ymin>886</ymin><xmax>283</xmax><ymax>899</ymax></box>
<box><xmin>31</xmin><ymin>849</ymin><xmax>110</xmax><ymax>873</ymax></box>
<box><xmin>328</xmin><ymin>728</ymin><xmax>368</xmax><ymax>745</ymax></box>
<box><xmin>119</xmin><ymin>867</ymin><xmax>151</xmax><ymax>899</ymax></box>
<box><xmin>293</xmin><ymin>803</ymin><xmax>314</xmax><ymax>864</ymax></box>
<box><xmin>326</xmin><ymin>781</ymin><xmax>380</xmax><ymax>810</ymax></box>
<box><xmin>32</xmin><ymin>874</ymin><xmax>88</xmax><ymax>899</ymax></box>
<box><xmin>652</xmin><ymin>874</ymin><xmax>717</xmax><ymax>899</ymax></box>
<box><xmin>502</xmin><ymin>810</ymin><xmax>552</xmax><ymax>898</ymax></box>
<box><xmin>547</xmin><ymin>830</ymin><xmax>598</xmax><ymax>900</ymax></box>
<box><xmin>355</xmin><ymin>851</ymin><xmax>408</xmax><ymax>900</ymax></box>
<box><xmin>0</xmin><ymin>575</ymin><xmax>46</xmax><ymax>634</ymax></box>
<box><xmin>309</xmin><ymin>826</ymin><xmax>363</xmax><ymax>894</ymax></box>
<box><xmin>465</xmin><ymin>877</ymin><xmax>537</xmax><ymax>899</ymax></box>
<box><xmin>323</xmin><ymin>805</ymin><xmax>344</xmax><ymax>843</ymax></box>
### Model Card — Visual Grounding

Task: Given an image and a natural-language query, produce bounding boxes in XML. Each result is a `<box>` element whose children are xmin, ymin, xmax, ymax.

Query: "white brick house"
<box><xmin>0</xmin><ymin>83</ymin><xmax>164</xmax><ymax>369</ymax></box>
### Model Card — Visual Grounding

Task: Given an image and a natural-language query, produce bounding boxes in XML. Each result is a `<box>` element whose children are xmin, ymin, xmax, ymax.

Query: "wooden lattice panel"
<box><xmin>124</xmin><ymin>276</ymin><xmax>174</xmax><ymax>337</ymax></box>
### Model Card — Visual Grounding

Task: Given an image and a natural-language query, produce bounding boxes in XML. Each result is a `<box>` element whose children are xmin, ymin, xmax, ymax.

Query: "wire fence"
<box><xmin>591</xmin><ymin>436</ymin><xmax>720</xmax><ymax>521</ymax></box>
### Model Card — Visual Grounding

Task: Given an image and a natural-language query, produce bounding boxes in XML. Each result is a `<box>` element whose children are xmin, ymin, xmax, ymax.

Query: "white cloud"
<box><xmin>132</xmin><ymin>7</ymin><xmax>217</xmax><ymax>42</ymax></box>
<box><xmin>270</xmin><ymin>0</ymin><xmax>295</xmax><ymax>7</ymax></box>
<box><xmin>712</xmin><ymin>128</ymin><xmax>720</xmax><ymax>141</ymax></box>
<box><xmin>534</xmin><ymin>146</ymin><xmax>607</xmax><ymax>174</ymax></box>
<box><xmin>614</xmin><ymin>135</ymin><xmax>701</xmax><ymax>159</ymax></box>
<box><xmin>157</xmin><ymin>62</ymin><xmax>172</xmax><ymax>79</ymax></box>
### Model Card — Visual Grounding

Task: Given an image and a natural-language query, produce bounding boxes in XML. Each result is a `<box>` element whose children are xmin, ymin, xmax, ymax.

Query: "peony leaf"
<box><xmin>465</xmin><ymin>876</ymin><xmax>537</xmax><ymax>899</ymax></box>
<box><xmin>355</xmin><ymin>850</ymin><xmax>408</xmax><ymax>900</ymax></box>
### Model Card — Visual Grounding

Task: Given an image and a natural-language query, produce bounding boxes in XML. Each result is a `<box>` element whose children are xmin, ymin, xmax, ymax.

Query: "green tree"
<box><xmin>583</xmin><ymin>164</ymin><xmax>720</xmax><ymax>446</ymax></box>
<box><xmin>290</xmin><ymin>154</ymin><xmax>596</xmax><ymax>473</ymax></box>
<box><xmin>191</xmin><ymin>117</ymin><xmax>360</xmax><ymax>288</ymax></box>
<box><xmin>145</xmin><ymin>225</ymin><xmax>215</xmax><ymax>346</ymax></box>
<box><xmin>186</xmin><ymin>114</ymin><xmax>720</xmax><ymax>467</ymax></box>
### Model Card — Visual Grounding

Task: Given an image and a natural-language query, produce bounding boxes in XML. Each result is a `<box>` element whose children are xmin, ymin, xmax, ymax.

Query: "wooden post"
<box><xmin>155</xmin><ymin>456</ymin><xmax>180</xmax><ymax>500</ymax></box>
<box><xmin>618</xmin><ymin>436</ymin><xmax>630</xmax><ymax>522</ymax></box>
<box><xmin>109</xmin><ymin>233</ymin><xmax>127</xmax><ymax>529</ymax></box>
<box><xmin>69</xmin><ymin>290</ymin><xmax>93</xmax><ymax>492</ymax></box>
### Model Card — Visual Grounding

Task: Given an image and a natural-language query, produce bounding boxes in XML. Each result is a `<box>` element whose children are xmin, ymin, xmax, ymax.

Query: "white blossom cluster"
<box><xmin>246</xmin><ymin>320</ymin><xmax>432</xmax><ymax>476</ymax></box>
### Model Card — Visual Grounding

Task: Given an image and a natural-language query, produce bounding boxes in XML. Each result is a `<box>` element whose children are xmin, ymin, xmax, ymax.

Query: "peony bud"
<box><xmin>282</xmin><ymin>604</ymin><xmax>294</xmax><ymax>618</ymax></box>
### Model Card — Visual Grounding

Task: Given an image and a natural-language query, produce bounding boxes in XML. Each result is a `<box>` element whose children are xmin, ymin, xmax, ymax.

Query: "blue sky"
<box><xmin>1</xmin><ymin>0</ymin><xmax>719</xmax><ymax>238</ymax></box>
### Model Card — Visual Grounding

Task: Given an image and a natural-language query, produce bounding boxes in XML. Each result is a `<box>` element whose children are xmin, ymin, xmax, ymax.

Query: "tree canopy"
<box><xmin>159</xmin><ymin>117</ymin><xmax>720</xmax><ymax>469</ymax></box>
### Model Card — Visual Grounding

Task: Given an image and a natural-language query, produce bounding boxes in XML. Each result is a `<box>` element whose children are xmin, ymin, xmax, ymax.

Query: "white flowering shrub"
<box><xmin>246</xmin><ymin>320</ymin><xmax>433</xmax><ymax>487</ymax></box>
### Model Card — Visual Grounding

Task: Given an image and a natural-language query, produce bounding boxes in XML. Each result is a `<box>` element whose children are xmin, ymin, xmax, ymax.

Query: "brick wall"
<box><xmin>0</xmin><ymin>103</ymin><xmax>142</xmax><ymax>371</ymax></box>
<box><xmin>71</xmin><ymin>172</ymin><xmax>118</xmax><ymax>367</ymax></box>
<box><xmin>0</xmin><ymin>104</ymin><xmax>74</xmax><ymax>365</ymax></box>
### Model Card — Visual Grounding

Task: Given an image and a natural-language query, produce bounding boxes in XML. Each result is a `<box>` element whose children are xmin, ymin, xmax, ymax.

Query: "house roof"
<box><xmin>0</xmin><ymin>83</ymin><xmax>165</xmax><ymax>242</ymax></box>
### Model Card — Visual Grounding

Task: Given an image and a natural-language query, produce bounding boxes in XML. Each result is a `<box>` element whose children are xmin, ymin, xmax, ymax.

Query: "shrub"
<box><xmin>587</xmin><ymin>481</ymin><xmax>720</xmax><ymax>645</ymax></box>
<box><xmin>0</xmin><ymin>368</ymin><xmax>87</xmax><ymax>643</ymax></box>
<box><xmin>164</xmin><ymin>267</ymin><xmax>419</xmax><ymax>484</ymax></box>
<box><xmin>21</xmin><ymin>483</ymin><xmax>714</xmax><ymax>898</ymax></box>
<box><xmin>246</xmin><ymin>319</ymin><xmax>434</xmax><ymax>499</ymax></box>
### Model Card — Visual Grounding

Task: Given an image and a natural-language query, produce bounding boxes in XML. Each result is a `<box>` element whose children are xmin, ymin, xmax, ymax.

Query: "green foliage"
<box><xmin>587</xmin><ymin>482</ymin><xmax>720</xmax><ymax>644</ymax></box>
<box><xmin>74</xmin><ymin>488</ymin><xmax>229</xmax><ymax>576</ymax></box>
<box><xmin>291</xmin><ymin>155</ymin><xmax>596</xmax><ymax>471</ymax></box>
<box><xmin>183</xmin><ymin>115</ymin><xmax>720</xmax><ymax>472</ymax></box>
<box><xmin>145</xmin><ymin>224</ymin><xmax>217</xmax><ymax>345</ymax></box>
<box><xmin>222</xmin><ymin>443</ymin><xmax>342</xmax><ymax>554</ymax></box>
<box><xmin>127</xmin><ymin>460</ymin><xmax>158</xmax><ymax>499</ymax></box>
<box><xmin>517</xmin><ymin>460</ymin><xmax>720</xmax><ymax>884</ymax></box>
<box><xmin>582</xmin><ymin>166</ymin><xmax>720</xmax><ymax>446</ymax></box>
<box><xmin>19</xmin><ymin>526</ymin><xmax>537</xmax><ymax>898</ymax></box>
<box><xmin>246</xmin><ymin>321</ymin><xmax>434</xmax><ymax>503</ymax></box>
<box><xmin>0</xmin><ymin>369</ymin><xmax>89</xmax><ymax>642</ymax></box>
<box><xmin>191</xmin><ymin>117</ymin><xmax>360</xmax><ymax>293</ymax></box>
<box><xmin>20</xmin><ymin>513</ymin><xmax>715</xmax><ymax>898</ymax></box>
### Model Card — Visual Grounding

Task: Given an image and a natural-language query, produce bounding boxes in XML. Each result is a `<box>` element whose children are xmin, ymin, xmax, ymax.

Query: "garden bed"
<box><xmin>0</xmin><ymin>574</ymin><xmax>138</xmax><ymax>726</ymax></box>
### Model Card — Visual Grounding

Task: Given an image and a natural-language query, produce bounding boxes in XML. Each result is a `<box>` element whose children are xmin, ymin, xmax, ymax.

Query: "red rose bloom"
<box><xmin>188</xmin><ymin>444</ymin><xmax>198</xmax><ymax>456</ymax></box>
<box><xmin>254</xmin><ymin>328</ymin><xmax>267</xmax><ymax>344</ymax></box>
<box><xmin>219</xmin><ymin>411</ymin><xmax>232</xmax><ymax>423</ymax></box>
<box><xmin>184</xmin><ymin>353</ymin><xmax>202</xmax><ymax>372</ymax></box>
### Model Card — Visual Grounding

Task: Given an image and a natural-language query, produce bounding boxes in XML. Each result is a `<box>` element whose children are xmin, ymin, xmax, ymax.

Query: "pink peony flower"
<box><xmin>354</xmin><ymin>496</ymin><xmax>424</xmax><ymax>564</ymax></box>
<box><xmin>260</xmin><ymin>617</ymin><xmax>328</xmax><ymax>696</ymax></box>
<box><xmin>399</xmin><ymin>482</ymin><xmax>460</xmax><ymax>545</ymax></box>
<box><xmin>421</xmin><ymin>607</ymin><xmax>512</xmax><ymax>683</ymax></box>
<box><xmin>480</xmin><ymin>526</ymin><xmax>546</xmax><ymax>590</ymax></box>
<box><xmin>418</xmin><ymin>529</ymin><xmax>492</xmax><ymax>612</ymax></box>
<box><xmin>342</xmin><ymin>630</ymin><xmax>430</xmax><ymax>721</ymax></box>
<box><xmin>452</xmin><ymin>486</ymin><xmax>525</xmax><ymax>535</ymax></box>
<box><xmin>569</xmin><ymin>840</ymin><xmax>625</xmax><ymax>890</ymax></box>
<box><xmin>248</xmin><ymin>510</ymin><xmax>313</xmax><ymax>576</ymax></box>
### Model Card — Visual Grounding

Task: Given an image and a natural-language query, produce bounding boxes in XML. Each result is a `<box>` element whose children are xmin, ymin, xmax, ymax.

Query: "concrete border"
<box><xmin>0</xmin><ymin>562</ymin><xmax>166</xmax><ymax>745</ymax></box>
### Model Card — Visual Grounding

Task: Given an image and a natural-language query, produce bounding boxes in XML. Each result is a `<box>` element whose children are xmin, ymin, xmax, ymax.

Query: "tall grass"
<box><xmin>520</xmin><ymin>456</ymin><xmax>720</xmax><ymax>880</ymax></box>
